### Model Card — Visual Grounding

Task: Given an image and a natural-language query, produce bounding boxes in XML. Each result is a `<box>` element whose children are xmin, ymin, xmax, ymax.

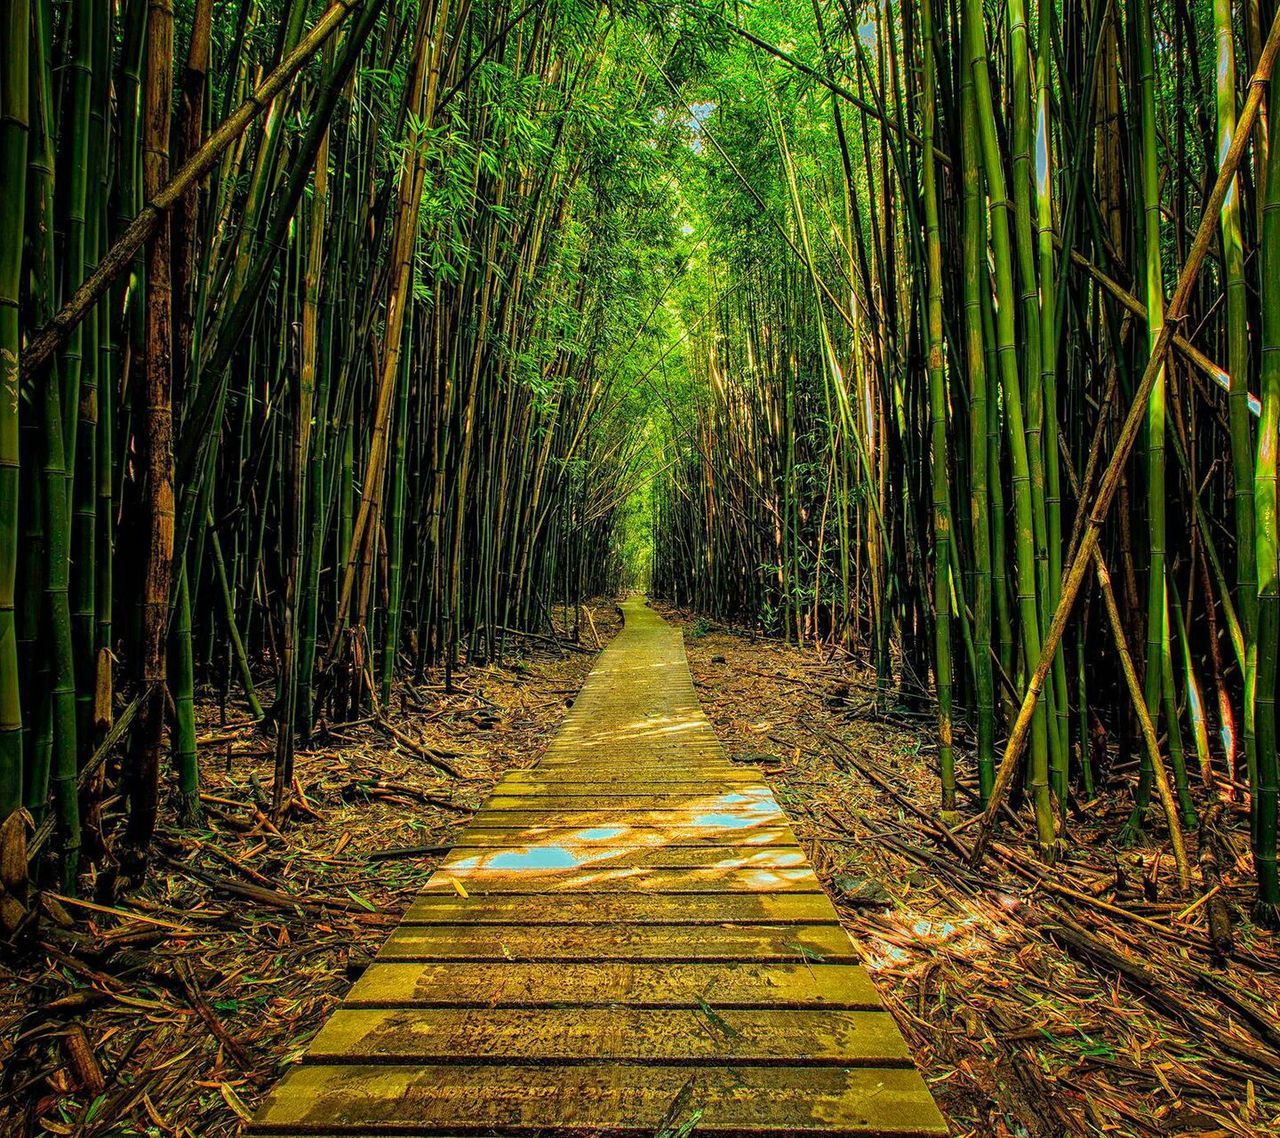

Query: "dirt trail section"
<box><xmin>247</xmin><ymin>598</ymin><xmax>948</xmax><ymax>1136</ymax></box>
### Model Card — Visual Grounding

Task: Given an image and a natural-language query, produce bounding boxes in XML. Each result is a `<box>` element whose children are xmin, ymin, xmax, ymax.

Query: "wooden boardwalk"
<box><xmin>248</xmin><ymin>599</ymin><xmax>948</xmax><ymax>1136</ymax></box>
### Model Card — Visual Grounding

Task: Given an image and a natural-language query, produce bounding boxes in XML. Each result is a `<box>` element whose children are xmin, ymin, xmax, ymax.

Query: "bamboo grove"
<box><xmin>3</xmin><ymin>0</ymin><xmax>1280</xmax><ymax>925</ymax></box>
<box><xmin>0</xmin><ymin>0</ymin><xmax>677</xmax><ymax>906</ymax></box>
<box><xmin>648</xmin><ymin>0</ymin><xmax>1280</xmax><ymax>920</ymax></box>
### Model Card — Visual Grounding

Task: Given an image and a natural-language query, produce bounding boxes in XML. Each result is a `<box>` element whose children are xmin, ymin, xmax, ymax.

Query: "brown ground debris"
<box><xmin>660</xmin><ymin>604</ymin><xmax>1280</xmax><ymax>1138</ymax></box>
<box><xmin>0</xmin><ymin>602</ymin><xmax>622</xmax><ymax>1138</ymax></box>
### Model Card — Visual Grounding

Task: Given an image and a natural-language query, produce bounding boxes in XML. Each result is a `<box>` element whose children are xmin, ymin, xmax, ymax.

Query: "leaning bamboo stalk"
<box><xmin>20</xmin><ymin>0</ymin><xmax>365</xmax><ymax>380</ymax></box>
<box><xmin>970</xmin><ymin>8</ymin><xmax>1280</xmax><ymax>869</ymax></box>
<box><xmin>1063</xmin><ymin>247</ymin><xmax>1231</xmax><ymax>391</ymax></box>
<box><xmin>1093</xmin><ymin>547</ymin><xmax>1190</xmax><ymax>888</ymax></box>
<box><xmin>327</xmin><ymin>0</ymin><xmax>447</xmax><ymax>662</ymax></box>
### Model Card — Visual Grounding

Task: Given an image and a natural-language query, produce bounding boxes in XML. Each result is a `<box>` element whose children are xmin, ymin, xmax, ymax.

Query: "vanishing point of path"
<box><xmin>248</xmin><ymin>599</ymin><xmax>948</xmax><ymax>1136</ymax></box>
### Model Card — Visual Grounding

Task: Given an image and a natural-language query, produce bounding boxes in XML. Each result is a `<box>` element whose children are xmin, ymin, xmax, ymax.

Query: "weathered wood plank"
<box><xmin>376</xmin><ymin>922</ymin><xmax>857</xmax><ymax>962</ymax></box>
<box><xmin>483</xmin><ymin>791</ymin><xmax>774</xmax><ymax>809</ymax></box>
<box><xmin>248</xmin><ymin>1063</ymin><xmax>948</xmax><ymax>1135</ymax></box>
<box><xmin>403</xmin><ymin>890</ymin><xmax>839</xmax><ymax>924</ymax></box>
<box><xmin>449</xmin><ymin>825</ymin><xmax>801</xmax><ymax>848</ymax></box>
<box><xmin>438</xmin><ymin>844</ymin><xmax>808</xmax><ymax>869</ymax></box>
<box><xmin>467</xmin><ymin>808</ymin><xmax>788</xmax><ymax>829</ymax></box>
<box><xmin>531</xmin><ymin>768</ymin><xmax>752</xmax><ymax>782</ymax></box>
<box><xmin>499</xmin><ymin>768</ymin><xmax>761</xmax><ymax>784</ymax></box>
<box><xmin>423</xmin><ymin>864</ymin><xmax>823</xmax><ymax>893</ymax></box>
<box><xmin>497</xmin><ymin>773</ymin><xmax>762</xmax><ymax>787</ymax></box>
<box><xmin>303</xmin><ymin>1007</ymin><xmax>911</xmax><ymax>1066</ymax></box>
<box><xmin>547</xmin><ymin>748</ymin><xmax>733</xmax><ymax>755</ymax></box>
<box><xmin>538</xmin><ymin>755</ymin><xmax>736</xmax><ymax>766</ymax></box>
<box><xmin>344</xmin><ymin>961</ymin><xmax>883</xmax><ymax>1009</ymax></box>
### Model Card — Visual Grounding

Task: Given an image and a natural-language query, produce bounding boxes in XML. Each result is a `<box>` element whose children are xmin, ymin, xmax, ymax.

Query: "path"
<box><xmin>248</xmin><ymin>599</ymin><xmax>948</xmax><ymax>1136</ymax></box>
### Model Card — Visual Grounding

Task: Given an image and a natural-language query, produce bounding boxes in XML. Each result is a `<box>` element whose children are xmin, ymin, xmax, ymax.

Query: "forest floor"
<box><xmin>3</xmin><ymin>597</ymin><xmax>1279</xmax><ymax>1137</ymax></box>
<box><xmin>0</xmin><ymin>601</ymin><xmax>624</xmax><ymax>1138</ymax></box>
<box><xmin>654</xmin><ymin>602</ymin><xmax>1280</xmax><ymax>1138</ymax></box>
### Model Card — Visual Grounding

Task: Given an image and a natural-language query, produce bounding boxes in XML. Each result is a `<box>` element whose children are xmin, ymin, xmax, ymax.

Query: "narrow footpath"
<box><xmin>248</xmin><ymin>598</ymin><xmax>948</xmax><ymax>1135</ymax></box>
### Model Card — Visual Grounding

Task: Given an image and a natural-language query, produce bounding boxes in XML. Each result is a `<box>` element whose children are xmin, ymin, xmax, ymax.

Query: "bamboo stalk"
<box><xmin>0</xmin><ymin>0</ymin><xmax>29</xmax><ymax>818</ymax></box>
<box><xmin>124</xmin><ymin>0</ymin><xmax>177</xmax><ymax>870</ymax></box>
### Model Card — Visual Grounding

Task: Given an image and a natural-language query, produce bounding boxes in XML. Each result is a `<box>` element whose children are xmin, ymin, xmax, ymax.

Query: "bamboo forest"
<box><xmin>3</xmin><ymin>0</ymin><xmax>1280</xmax><ymax>1132</ymax></box>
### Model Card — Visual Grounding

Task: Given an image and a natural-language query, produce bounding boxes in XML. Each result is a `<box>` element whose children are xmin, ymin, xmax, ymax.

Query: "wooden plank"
<box><xmin>532</xmin><ymin>768</ymin><xmax>750</xmax><ymax>781</ymax></box>
<box><xmin>303</xmin><ymin>1007</ymin><xmax>911</xmax><ymax>1066</ymax></box>
<box><xmin>542</xmin><ymin>742</ymin><xmax>726</xmax><ymax>751</ymax></box>
<box><xmin>552</xmin><ymin>746</ymin><xmax>724</xmax><ymax>755</ymax></box>
<box><xmin>467</xmin><ymin>808</ymin><xmax>788</xmax><ymax>829</ymax></box>
<box><xmin>473</xmin><ymin>803</ymin><xmax>786</xmax><ymax>819</ymax></box>
<box><xmin>423</xmin><ymin>864</ymin><xmax>823</xmax><ymax>893</ymax></box>
<box><xmin>376</xmin><ymin>922</ymin><xmax>857</xmax><ymax>962</ymax></box>
<box><xmin>345</xmin><ymin>960</ymin><xmax>884</xmax><ymax>1009</ymax></box>
<box><xmin>438</xmin><ymin>844</ymin><xmax>807</xmax><ymax>869</ymax></box>
<box><xmin>403</xmin><ymin>890</ymin><xmax>839</xmax><ymax>924</ymax></box>
<box><xmin>248</xmin><ymin>1063</ymin><xmax>949</xmax><ymax>1135</ymax></box>
<box><xmin>449</xmin><ymin>825</ymin><xmax>801</xmax><ymax>848</ymax></box>
<box><xmin>483</xmin><ymin>792</ymin><xmax>775</xmax><ymax>809</ymax></box>
<box><xmin>490</xmin><ymin>786</ymin><xmax>767</xmax><ymax>798</ymax></box>
<box><xmin>538</xmin><ymin>754</ymin><xmax>733</xmax><ymax>765</ymax></box>
<box><xmin>499</xmin><ymin>768</ymin><xmax>760</xmax><ymax>784</ymax></box>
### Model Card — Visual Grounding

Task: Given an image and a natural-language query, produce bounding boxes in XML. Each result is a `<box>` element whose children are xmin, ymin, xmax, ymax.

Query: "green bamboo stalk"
<box><xmin>32</xmin><ymin>39</ymin><xmax>83</xmax><ymax>880</ymax></box>
<box><xmin>920</xmin><ymin>0</ymin><xmax>955</xmax><ymax>816</ymax></box>
<box><xmin>960</xmin><ymin>13</ymin><xmax>996</xmax><ymax>800</ymax></box>
<box><xmin>1252</xmin><ymin>65</ymin><xmax>1280</xmax><ymax>925</ymax></box>
<box><xmin>965</xmin><ymin>0</ymin><xmax>1056</xmax><ymax>856</ymax></box>
<box><xmin>85</xmin><ymin>0</ymin><xmax>111</xmax><ymax>738</ymax></box>
<box><xmin>1217</xmin><ymin>0</ymin><xmax>1258</xmax><ymax>802</ymax></box>
<box><xmin>22</xmin><ymin>0</ymin><xmax>56</xmax><ymax>820</ymax></box>
<box><xmin>1035</xmin><ymin>0</ymin><xmax>1070</xmax><ymax>803</ymax></box>
<box><xmin>171</xmin><ymin>557</ymin><xmax>200</xmax><ymax>823</ymax></box>
<box><xmin>41</xmin><ymin>363</ymin><xmax>81</xmax><ymax>890</ymax></box>
<box><xmin>57</xmin><ymin>0</ymin><xmax>95</xmax><ymax>480</ymax></box>
<box><xmin>381</xmin><ymin>321</ymin><xmax>413</xmax><ymax>706</ymax></box>
<box><xmin>0</xmin><ymin>0</ymin><xmax>29</xmax><ymax>818</ymax></box>
<box><xmin>1130</xmin><ymin>0</ymin><xmax>1171</xmax><ymax>836</ymax></box>
<box><xmin>294</xmin><ymin>96</ymin><xmax>335</xmax><ymax>739</ymax></box>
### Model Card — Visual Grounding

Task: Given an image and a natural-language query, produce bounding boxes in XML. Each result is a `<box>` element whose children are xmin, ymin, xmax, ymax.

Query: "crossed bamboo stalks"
<box><xmin>968</xmin><ymin>8</ymin><xmax>1280</xmax><ymax>886</ymax></box>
